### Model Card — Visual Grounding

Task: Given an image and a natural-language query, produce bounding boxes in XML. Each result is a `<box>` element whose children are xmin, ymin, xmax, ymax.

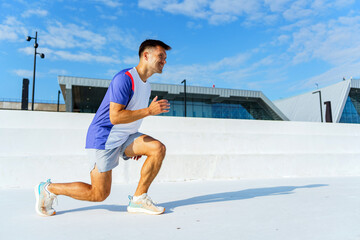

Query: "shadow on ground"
<box><xmin>57</xmin><ymin>184</ymin><xmax>327</xmax><ymax>215</ymax></box>
<box><xmin>56</xmin><ymin>204</ymin><xmax>126</xmax><ymax>215</ymax></box>
<box><xmin>161</xmin><ymin>184</ymin><xmax>328</xmax><ymax>213</ymax></box>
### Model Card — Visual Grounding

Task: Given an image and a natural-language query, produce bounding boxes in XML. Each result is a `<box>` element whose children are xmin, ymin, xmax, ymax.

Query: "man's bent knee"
<box><xmin>89</xmin><ymin>165</ymin><xmax>112</xmax><ymax>202</ymax></box>
<box><xmin>157</xmin><ymin>142</ymin><xmax>166</xmax><ymax>156</ymax></box>
<box><xmin>149</xmin><ymin>141</ymin><xmax>166</xmax><ymax>158</ymax></box>
<box><xmin>90</xmin><ymin>187</ymin><xmax>111</xmax><ymax>202</ymax></box>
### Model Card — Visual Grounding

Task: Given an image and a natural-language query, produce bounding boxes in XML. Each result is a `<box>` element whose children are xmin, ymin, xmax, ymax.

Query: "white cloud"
<box><xmin>105</xmin><ymin>26</ymin><xmax>140</xmax><ymax>51</ymax></box>
<box><xmin>283</xmin><ymin>14</ymin><xmax>360</xmax><ymax>91</ymax></box>
<box><xmin>0</xmin><ymin>17</ymin><xmax>27</xmax><ymax>41</ymax></box>
<box><xmin>19</xmin><ymin>46</ymin><xmax>120</xmax><ymax>64</ymax></box>
<box><xmin>208</xmin><ymin>14</ymin><xmax>237</xmax><ymax>25</ymax></box>
<box><xmin>95</xmin><ymin>0</ymin><xmax>122</xmax><ymax>8</ymax></box>
<box><xmin>332</xmin><ymin>0</ymin><xmax>355</xmax><ymax>7</ymax></box>
<box><xmin>18</xmin><ymin>46</ymin><xmax>33</xmax><ymax>55</ymax></box>
<box><xmin>152</xmin><ymin>51</ymin><xmax>266</xmax><ymax>89</ymax></box>
<box><xmin>291</xmin><ymin>61</ymin><xmax>360</xmax><ymax>91</ymax></box>
<box><xmin>272</xmin><ymin>34</ymin><xmax>291</xmax><ymax>46</ymax></box>
<box><xmin>52</xmin><ymin>50</ymin><xmax>121</xmax><ymax>64</ymax></box>
<box><xmin>100</xmin><ymin>15</ymin><xmax>118</xmax><ymax>20</ymax></box>
<box><xmin>49</xmin><ymin>69</ymin><xmax>70</xmax><ymax>75</ymax></box>
<box><xmin>288</xmin><ymin>15</ymin><xmax>360</xmax><ymax>65</ymax></box>
<box><xmin>12</xmin><ymin>69</ymin><xmax>47</xmax><ymax>79</ymax></box>
<box><xmin>149</xmin><ymin>45</ymin><xmax>292</xmax><ymax>94</ymax></box>
<box><xmin>264</xmin><ymin>0</ymin><xmax>291</xmax><ymax>12</ymax></box>
<box><xmin>95</xmin><ymin>1</ymin><xmax>123</xmax><ymax>18</ymax></box>
<box><xmin>156</xmin><ymin>62</ymin><xmax>260</xmax><ymax>90</ymax></box>
<box><xmin>22</xmin><ymin>9</ymin><xmax>48</xmax><ymax>18</ymax></box>
<box><xmin>138</xmin><ymin>0</ymin><xmax>355</xmax><ymax>25</ymax></box>
<box><xmin>245</xmin><ymin>74</ymin><xmax>287</xmax><ymax>91</ymax></box>
<box><xmin>186</xmin><ymin>21</ymin><xmax>203</xmax><ymax>29</ymax></box>
<box><xmin>155</xmin><ymin>64</ymin><xmax>213</xmax><ymax>85</ymax></box>
<box><xmin>138</xmin><ymin>0</ymin><xmax>175</xmax><ymax>11</ymax></box>
<box><xmin>138</xmin><ymin>0</ymin><xmax>357</xmax><ymax>95</ymax></box>
<box><xmin>210</xmin><ymin>53</ymin><xmax>250</xmax><ymax>70</ymax></box>
<box><xmin>282</xmin><ymin>0</ymin><xmax>313</xmax><ymax>21</ymax></box>
<box><xmin>210</xmin><ymin>0</ymin><xmax>260</xmax><ymax>16</ymax></box>
<box><xmin>105</xmin><ymin>69</ymin><xmax>120</xmax><ymax>78</ymax></box>
<box><xmin>42</xmin><ymin>22</ymin><xmax>107</xmax><ymax>50</ymax></box>
<box><xmin>164</xmin><ymin>0</ymin><xmax>210</xmax><ymax>19</ymax></box>
<box><xmin>13</xmin><ymin>69</ymin><xmax>33</xmax><ymax>78</ymax></box>
<box><xmin>123</xmin><ymin>55</ymin><xmax>139</xmax><ymax>65</ymax></box>
<box><xmin>19</xmin><ymin>46</ymin><xmax>51</xmax><ymax>56</ymax></box>
<box><xmin>0</xmin><ymin>25</ymin><xmax>18</xmax><ymax>41</ymax></box>
<box><xmin>282</xmin><ymin>0</ymin><xmax>356</xmax><ymax>21</ymax></box>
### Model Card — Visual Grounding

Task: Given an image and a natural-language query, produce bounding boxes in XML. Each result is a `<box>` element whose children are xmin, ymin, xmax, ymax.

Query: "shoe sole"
<box><xmin>34</xmin><ymin>184</ymin><xmax>55</xmax><ymax>217</ymax></box>
<box><xmin>127</xmin><ymin>206</ymin><xmax>165</xmax><ymax>215</ymax></box>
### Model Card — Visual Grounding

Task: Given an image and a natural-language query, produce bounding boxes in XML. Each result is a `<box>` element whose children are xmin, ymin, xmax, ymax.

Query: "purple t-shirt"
<box><xmin>86</xmin><ymin>67</ymin><xmax>151</xmax><ymax>150</ymax></box>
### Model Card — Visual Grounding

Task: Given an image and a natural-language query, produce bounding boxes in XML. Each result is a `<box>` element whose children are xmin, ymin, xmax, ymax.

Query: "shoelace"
<box><xmin>49</xmin><ymin>194</ymin><xmax>58</xmax><ymax>207</ymax></box>
<box><xmin>143</xmin><ymin>195</ymin><xmax>157</xmax><ymax>206</ymax></box>
<box><xmin>45</xmin><ymin>179</ymin><xmax>58</xmax><ymax>207</ymax></box>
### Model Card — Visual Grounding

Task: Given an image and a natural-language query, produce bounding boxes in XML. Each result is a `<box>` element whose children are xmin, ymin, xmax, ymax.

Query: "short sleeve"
<box><xmin>109</xmin><ymin>72</ymin><xmax>132</xmax><ymax>105</ymax></box>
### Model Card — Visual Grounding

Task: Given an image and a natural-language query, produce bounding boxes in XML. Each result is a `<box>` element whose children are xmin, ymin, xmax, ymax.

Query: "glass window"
<box><xmin>340</xmin><ymin>89</ymin><xmax>360</xmax><ymax>124</ymax></box>
<box><xmin>149</xmin><ymin>95</ymin><xmax>278</xmax><ymax>120</ymax></box>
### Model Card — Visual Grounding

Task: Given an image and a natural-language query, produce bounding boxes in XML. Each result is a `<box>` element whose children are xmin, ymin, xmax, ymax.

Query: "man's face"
<box><xmin>147</xmin><ymin>46</ymin><xmax>167</xmax><ymax>74</ymax></box>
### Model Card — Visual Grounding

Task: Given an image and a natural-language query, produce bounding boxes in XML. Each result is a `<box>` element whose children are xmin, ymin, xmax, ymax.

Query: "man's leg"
<box><xmin>124</xmin><ymin>134</ymin><xmax>166</xmax><ymax>196</ymax></box>
<box><xmin>48</xmin><ymin>165</ymin><xmax>112</xmax><ymax>202</ymax></box>
<box><xmin>125</xmin><ymin>134</ymin><xmax>166</xmax><ymax>214</ymax></box>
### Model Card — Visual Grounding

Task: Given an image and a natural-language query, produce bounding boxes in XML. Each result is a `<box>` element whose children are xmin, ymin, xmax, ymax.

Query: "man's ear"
<box><xmin>143</xmin><ymin>51</ymin><xmax>149</xmax><ymax>61</ymax></box>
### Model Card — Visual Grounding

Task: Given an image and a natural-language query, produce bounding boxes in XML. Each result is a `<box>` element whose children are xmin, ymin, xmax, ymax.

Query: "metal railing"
<box><xmin>0</xmin><ymin>98</ymin><xmax>65</xmax><ymax>104</ymax></box>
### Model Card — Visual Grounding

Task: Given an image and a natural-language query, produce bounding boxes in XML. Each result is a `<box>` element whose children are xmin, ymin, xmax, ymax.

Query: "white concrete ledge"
<box><xmin>0</xmin><ymin>110</ymin><xmax>359</xmax><ymax>188</ymax></box>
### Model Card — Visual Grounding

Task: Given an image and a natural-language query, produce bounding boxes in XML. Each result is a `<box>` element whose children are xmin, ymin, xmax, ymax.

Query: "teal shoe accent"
<box><xmin>38</xmin><ymin>182</ymin><xmax>44</xmax><ymax>195</ymax></box>
<box><xmin>34</xmin><ymin>179</ymin><xmax>57</xmax><ymax>217</ymax></box>
<box><xmin>129</xmin><ymin>202</ymin><xmax>143</xmax><ymax>208</ymax></box>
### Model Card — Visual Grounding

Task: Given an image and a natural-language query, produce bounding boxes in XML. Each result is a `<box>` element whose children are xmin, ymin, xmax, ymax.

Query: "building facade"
<box><xmin>274</xmin><ymin>79</ymin><xmax>360</xmax><ymax>123</ymax></box>
<box><xmin>58</xmin><ymin>76</ymin><xmax>288</xmax><ymax>121</ymax></box>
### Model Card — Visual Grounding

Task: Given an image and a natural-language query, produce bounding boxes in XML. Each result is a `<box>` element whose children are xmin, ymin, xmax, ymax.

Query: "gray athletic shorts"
<box><xmin>87</xmin><ymin>132</ymin><xmax>144</xmax><ymax>173</ymax></box>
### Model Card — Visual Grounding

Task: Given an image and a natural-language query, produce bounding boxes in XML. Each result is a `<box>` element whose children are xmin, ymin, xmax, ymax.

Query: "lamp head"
<box><xmin>26</xmin><ymin>36</ymin><xmax>31</xmax><ymax>41</ymax></box>
<box><xmin>39</xmin><ymin>53</ymin><xmax>45</xmax><ymax>59</ymax></box>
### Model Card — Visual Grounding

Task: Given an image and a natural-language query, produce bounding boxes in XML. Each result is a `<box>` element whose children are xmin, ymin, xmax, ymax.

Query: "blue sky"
<box><xmin>1</xmin><ymin>0</ymin><xmax>360</xmax><ymax>104</ymax></box>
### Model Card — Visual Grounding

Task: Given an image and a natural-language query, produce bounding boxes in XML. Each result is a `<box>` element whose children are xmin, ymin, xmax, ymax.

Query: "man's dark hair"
<box><xmin>138</xmin><ymin>39</ymin><xmax>171</xmax><ymax>58</ymax></box>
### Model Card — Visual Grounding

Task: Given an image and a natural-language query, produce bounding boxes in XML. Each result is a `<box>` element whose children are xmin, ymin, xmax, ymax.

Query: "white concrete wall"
<box><xmin>1</xmin><ymin>110</ymin><xmax>360</xmax><ymax>188</ymax></box>
<box><xmin>0</xmin><ymin>101</ymin><xmax>66</xmax><ymax>111</ymax></box>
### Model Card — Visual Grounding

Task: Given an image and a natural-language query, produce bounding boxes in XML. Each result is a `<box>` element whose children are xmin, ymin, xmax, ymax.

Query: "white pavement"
<box><xmin>1</xmin><ymin>177</ymin><xmax>360</xmax><ymax>240</ymax></box>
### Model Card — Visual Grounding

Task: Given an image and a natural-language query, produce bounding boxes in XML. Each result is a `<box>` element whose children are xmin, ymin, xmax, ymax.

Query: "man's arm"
<box><xmin>109</xmin><ymin>96</ymin><xmax>170</xmax><ymax>125</ymax></box>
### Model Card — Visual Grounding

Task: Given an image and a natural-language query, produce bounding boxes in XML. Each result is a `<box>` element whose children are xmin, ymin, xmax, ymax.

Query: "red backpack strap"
<box><xmin>125</xmin><ymin>71</ymin><xmax>135</xmax><ymax>91</ymax></box>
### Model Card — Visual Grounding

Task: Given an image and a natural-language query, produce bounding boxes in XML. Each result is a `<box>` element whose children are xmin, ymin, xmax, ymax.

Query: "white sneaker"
<box><xmin>34</xmin><ymin>179</ymin><xmax>57</xmax><ymax>216</ymax></box>
<box><xmin>127</xmin><ymin>194</ymin><xmax>165</xmax><ymax>215</ymax></box>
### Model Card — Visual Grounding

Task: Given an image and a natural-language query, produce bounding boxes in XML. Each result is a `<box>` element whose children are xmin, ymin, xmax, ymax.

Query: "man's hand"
<box><xmin>109</xmin><ymin>96</ymin><xmax>170</xmax><ymax>125</ymax></box>
<box><xmin>148</xmin><ymin>96</ymin><xmax>170</xmax><ymax>115</ymax></box>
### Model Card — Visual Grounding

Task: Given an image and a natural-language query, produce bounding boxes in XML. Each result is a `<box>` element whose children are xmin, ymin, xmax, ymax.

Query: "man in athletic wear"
<box><xmin>35</xmin><ymin>39</ymin><xmax>171</xmax><ymax>216</ymax></box>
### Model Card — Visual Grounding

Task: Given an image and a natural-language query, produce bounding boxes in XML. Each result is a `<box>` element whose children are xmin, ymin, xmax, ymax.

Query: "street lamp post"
<box><xmin>57</xmin><ymin>90</ymin><xmax>61</xmax><ymax>112</ymax></box>
<box><xmin>312</xmin><ymin>90</ymin><xmax>323</xmax><ymax>122</ymax></box>
<box><xmin>181</xmin><ymin>79</ymin><xmax>187</xmax><ymax>117</ymax></box>
<box><xmin>26</xmin><ymin>31</ymin><xmax>45</xmax><ymax>111</ymax></box>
